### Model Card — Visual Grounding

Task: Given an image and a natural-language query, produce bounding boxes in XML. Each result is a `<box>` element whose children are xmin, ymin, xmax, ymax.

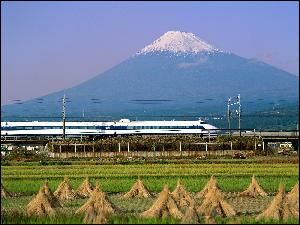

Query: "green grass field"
<box><xmin>1</xmin><ymin>162</ymin><xmax>298</xmax><ymax>194</ymax></box>
<box><xmin>1</xmin><ymin>158</ymin><xmax>299</xmax><ymax>224</ymax></box>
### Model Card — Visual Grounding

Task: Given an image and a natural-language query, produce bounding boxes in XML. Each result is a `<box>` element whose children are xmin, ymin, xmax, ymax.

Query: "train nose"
<box><xmin>209</xmin><ymin>125</ymin><xmax>218</xmax><ymax>130</ymax></box>
<box><xmin>208</xmin><ymin>125</ymin><xmax>218</xmax><ymax>133</ymax></box>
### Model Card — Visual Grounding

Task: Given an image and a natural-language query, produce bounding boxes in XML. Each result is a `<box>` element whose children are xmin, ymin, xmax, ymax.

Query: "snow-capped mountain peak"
<box><xmin>137</xmin><ymin>31</ymin><xmax>221</xmax><ymax>55</ymax></box>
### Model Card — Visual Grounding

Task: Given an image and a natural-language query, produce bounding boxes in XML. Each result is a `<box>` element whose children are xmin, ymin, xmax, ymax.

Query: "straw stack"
<box><xmin>238</xmin><ymin>175</ymin><xmax>267</xmax><ymax>197</ymax></box>
<box><xmin>141</xmin><ymin>185</ymin><xmax>183</xmax><ymax>220</ymax></box>
<box><xmin>54</xmin><ymin>177</ymin><xmax>79</xmax><ymax>201</ymax></box>
<box><xmin>122</xmin><ymin>177</ymin><xmax>152</xmax><ymax>198</ymax></box>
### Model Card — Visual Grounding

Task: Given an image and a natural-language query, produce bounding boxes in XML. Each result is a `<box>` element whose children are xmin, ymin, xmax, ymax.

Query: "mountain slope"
<box><xmin>2</xmin><ymin>31</ymin><xmax>299</xmax><ymax>128</ymax></box>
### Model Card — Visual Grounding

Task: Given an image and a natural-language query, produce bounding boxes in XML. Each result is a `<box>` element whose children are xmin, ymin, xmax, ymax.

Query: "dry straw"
<box><xmin>238</xmin><ymin>175</ymin><xmax>268</xmax><ymax>197</ymax></box>
<box><xmin>204</xmin><ymin>216</ymin><xmax>217</xmax><ymax>224</ymax></box>
<box><xmin>141</xmin><ymin>185</ymin><xmax>183</xmax><ymax>220</ymax></box>
<box><xmin>54</xmin><ymin>176</ymin><xmax>78</xmax><ymax>201</ymax></box>
<box><xmin>197</xmin><ymin>186</ymin><xmax>236</xmax><ymax>217</ymax></box>
<box><xmin>77</xmin><ymin>177</ymin><xmax>94</xmax><ymax>198</ymax></box>
<box><xmin>171</xmin><ymin>179</ymin><xmax>196</xmax><ymax>210</ymax></box>
<box><xmin>180</xmin><ymin>206</ymin><xmax>200</xmax><ymax>224</ymax></box>
<box><xmin>76</xmin><ymin>184</ymin><xmax>118</xmax><ymax>223</ymax></box>
<box><xmin>172</xmin><ymin>179</ymin><xmax>200</xmax><ymax>224</ymax></box>
<box><xmin>82</xmin><ymin>203</ymin><xmax>108</xmax><ymax>224</ymax></box>
<box><xmin>286</xmin><ymin>182</ymin><xmax>299</xmax><ymax>212</ymax></box>
<box><xmin>1</xmin><ymin>182</ymin><xmax>12</xmax><ymax>198</ymax></box>
<box><xmin>42</xmin><ymin>181</ymin><xmax>62</xmax><ymax>208</ymax></box>
<box><xmin>122</xmin><ymin>177</ymin><xmax>152</xmax><ymax>198</ymax></box>
<box><xmin>256</xmin><ymin>184</ymin><xmax>299</xmax><ymax>221</ymax></box>
<box><xmin>26</xmin><ymin>181</ymin><xmax>61</xmax><ymax>217</ymax></box>
<box><xmin>195</xmin><ymin>175</ymin><xmax>221</xmax><ymax>199</ymax></box>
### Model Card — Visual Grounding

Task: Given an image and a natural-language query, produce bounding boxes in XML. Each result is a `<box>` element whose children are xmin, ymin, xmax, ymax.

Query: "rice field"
<box><xmin>1</xmin><ymin>158</ymin><xmax>299</xmax><ymax>224</ymax></box>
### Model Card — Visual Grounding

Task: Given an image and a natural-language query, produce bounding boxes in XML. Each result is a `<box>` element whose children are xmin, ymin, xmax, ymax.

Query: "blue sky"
<box><xmin>1</xmin><ymin>1</ymin><xmax>299</xmax><ymax>105</ymax></box>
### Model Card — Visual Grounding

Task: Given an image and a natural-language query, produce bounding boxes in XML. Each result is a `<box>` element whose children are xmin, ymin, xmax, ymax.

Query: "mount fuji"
<box><xmin>2</xmin><ymin>31</ymin><xmax>299</xmax><ymax>128</ymax></box>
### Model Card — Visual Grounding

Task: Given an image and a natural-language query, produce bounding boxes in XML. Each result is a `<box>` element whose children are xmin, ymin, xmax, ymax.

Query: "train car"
<box><xmin>1</xmin><ymin>118</ymin><xmax>218</xmax><ymax>137</ymax></box>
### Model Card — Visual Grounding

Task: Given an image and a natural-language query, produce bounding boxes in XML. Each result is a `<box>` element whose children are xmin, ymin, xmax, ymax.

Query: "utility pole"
<box><xmin>62</xmin><ymin>94</ymin><xmax>66</xmax><ymax>140</ymax></box>
<box><xmin>237</xmin><ymin>94</ymin><xmax>241</xmax><ymax>130</ymax></box>
<box><xmin>227</xmin><ymin>97</ymin><xmax>231</xmax><ymax>135</ymax></box>
<box><xmin>237</xmin><ymin>94</ymin><xmax>241</xmax><ymax>152</ymax></box>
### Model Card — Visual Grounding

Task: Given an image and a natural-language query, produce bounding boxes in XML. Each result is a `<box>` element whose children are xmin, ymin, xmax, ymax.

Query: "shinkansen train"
<box><xmin>1</xmin><ymin>119</ymin><xmax>218</xmax><ymax>137</ymax></box>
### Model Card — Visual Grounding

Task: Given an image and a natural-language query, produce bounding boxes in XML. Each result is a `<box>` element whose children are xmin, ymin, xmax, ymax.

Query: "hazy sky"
<box><xmin>1</xmin><ymin>1</ymin><xmax>299</xmax><ymax>105</ymax></box>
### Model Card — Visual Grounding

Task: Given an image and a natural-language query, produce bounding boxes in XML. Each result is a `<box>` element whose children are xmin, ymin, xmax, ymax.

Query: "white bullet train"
<box><xmin>1</xmin><ymin>118</ymin><xmax>218</xmax><ymax>137</ymax></box>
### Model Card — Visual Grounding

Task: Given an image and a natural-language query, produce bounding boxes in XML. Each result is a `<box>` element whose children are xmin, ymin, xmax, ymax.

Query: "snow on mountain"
<box><xmin>137</xmin><ymin>31</ymin><xmax>221</xmax><ymax>55</ymax></box>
